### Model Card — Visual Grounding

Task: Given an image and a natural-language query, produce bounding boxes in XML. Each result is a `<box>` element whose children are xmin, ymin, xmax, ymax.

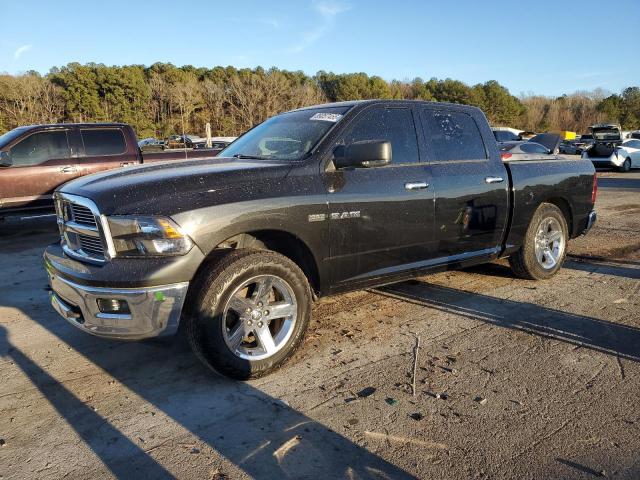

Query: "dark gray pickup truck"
<box><xmin>44</xmin><ymin>100</ymin><xmax>597</xmax><ymax>379</ymax></box>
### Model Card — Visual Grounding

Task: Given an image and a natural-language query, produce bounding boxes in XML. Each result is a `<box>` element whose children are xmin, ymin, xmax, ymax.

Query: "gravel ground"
<box><xmin>1</xmin><ymin>169</ymin><xmax>639</xmax><ymax>480</ymax></box>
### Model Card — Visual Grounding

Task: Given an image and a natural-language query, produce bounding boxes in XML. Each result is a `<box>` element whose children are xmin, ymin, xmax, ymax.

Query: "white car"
<box><xmin>583</xmin><ymin>137</ymin><xmax>640</xmax><ymax>172</ymax></box>
<box><xmin>614</xmin><ymin>139</ymin><xmax>640</xmax><ymax>171</ymax></box>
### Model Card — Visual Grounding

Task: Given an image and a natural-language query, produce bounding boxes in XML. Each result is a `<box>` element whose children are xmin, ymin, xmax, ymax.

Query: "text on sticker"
<box><xmin>310</xmin><ymin>112</ymin><xmax>342</xmax><ymax>122</ymax></box>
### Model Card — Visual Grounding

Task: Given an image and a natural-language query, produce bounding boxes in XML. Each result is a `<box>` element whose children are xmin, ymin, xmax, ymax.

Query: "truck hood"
<box><xmin>58</xmin><ymin>157</ymin><xmax>293</xmax><ymax>216</ymax></box>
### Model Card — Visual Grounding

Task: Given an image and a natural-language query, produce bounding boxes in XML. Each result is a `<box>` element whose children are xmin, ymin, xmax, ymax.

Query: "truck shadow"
<box><xmin>464</xmin><ymin>257</ymin><xmax>640</xmax><ymax>281</ymax></box>
<box><xmin>0</xmin><ymin>310</ymin><xmax>414</xmax><ymax>479</ymax></box>
<box><xmin>376</xmin><ymin>280</ymin><xmax>640</xmax><ymax>363</ymax></box>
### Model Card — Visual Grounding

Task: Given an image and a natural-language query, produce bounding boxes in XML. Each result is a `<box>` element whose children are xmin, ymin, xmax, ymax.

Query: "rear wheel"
<box><xmin>509</xmin><ymin>203</ymin><xmax>568</xmax><ymax>280</ymax></box>
<box><xmin>186</xmin><ymin>249</ymin><xmax>312</xmax><ymax>379</ymax></box>
<box><xmin>619</xmin><ymin>158</ymin><xmax>631</xmax><ymax>172</ymax></box>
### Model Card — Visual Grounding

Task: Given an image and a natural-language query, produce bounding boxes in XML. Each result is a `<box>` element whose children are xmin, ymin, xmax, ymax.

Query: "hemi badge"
<box><xmin>308</xmin><ymin>214</ymin><xmax>326</xmax><ymax>222</ymax></box>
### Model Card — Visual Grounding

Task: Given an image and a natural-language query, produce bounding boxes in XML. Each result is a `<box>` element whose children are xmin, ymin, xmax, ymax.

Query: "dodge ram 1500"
<box><xmin>44</xmin><ymin>100</ymin><xmax>597</xmax><ymax>379</ymax></box>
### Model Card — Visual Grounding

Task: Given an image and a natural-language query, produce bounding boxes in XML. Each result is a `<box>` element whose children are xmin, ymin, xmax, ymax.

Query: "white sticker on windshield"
<box><xmin>310</xmin><ymin>112</ymin><xmax>342</xmax><ymax>122</ymax></box>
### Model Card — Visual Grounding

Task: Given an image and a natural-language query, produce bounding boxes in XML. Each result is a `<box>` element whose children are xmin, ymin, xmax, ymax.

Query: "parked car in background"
<box><xmin>492</xmin><ymin>128</ymin><xmax>521</xmax><ymax>142</ymax></box>
<box><xmin>193</xmin><ymin>136</ymin><xmax>237</xmax><ymax>155</ymax></box>
<box><xmin>573</xmin><ymin>134</ymin><xmax>594</xmax><ymax>155</ymax></box>
<box><xmin>609</xmin><ymin>139</ymin><xmax>640</xmax><ymax>170</ymax></box>
<box><xmin>167</xmin><ymin>134</ymin><xmax>206</xmax><ymax>149</ymax></box>
<box><xmin>581</xmin><ymin>124</ymin><xmax>628</xmax><ymax>171</ymax></box>
<box><xmin>559</xmin><ymin>140</ymin><xmax>579</xmax><ymax>155</ymax></box>
<box><xmin>138</xmin><ymin>137</ymin><xmax>166</xmax><ymax>153</ymax></box>
<box><xmin>138</xmin><ymin>137</ymin><xmax>165</xmax><ymax>148</ymax></box>
<box><xmin>44</xmin><ymin>100</ymin><xmax>597</xmax><ymax>379</ymax></box>
<box><xmin>0</xmin><ymin>123</ymin><xmax>219</xmax><ymax>217</ymax></box>
<box><xmin>499</xmin><ymin>133</ymin><xmax>562</xmax><ymax>160</ymax></box>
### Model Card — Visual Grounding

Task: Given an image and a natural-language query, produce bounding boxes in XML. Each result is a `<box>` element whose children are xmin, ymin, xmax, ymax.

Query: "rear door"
<box><xmin>1</xmin><ymin>129</ymin><xmax>78</xmax><ymax>211</ymax></box>
<box><xmin>421</xmin><ymin>107</ymin><xmax>509</xmax><ymax>260</ymax></box>
<box><xmin>77</xmin><ymin>127</ymin><xmax>137</xmax><ymax>175</ymax></box>
<box><xmin>325</xmin><ymin>104</ymin><xmax>436</xmax><ymax>287</ymax></box>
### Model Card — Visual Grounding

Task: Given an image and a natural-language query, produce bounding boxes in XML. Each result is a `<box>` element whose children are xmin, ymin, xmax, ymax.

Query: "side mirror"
<box><xmin>0</xmin><ymin>151</ymin><xmax>11</xmax><ymax>167</ymax></box>
<box><xmin>334</xmin><ymin>140</ymin><xmax>392</xmax><ymax>169</ymax></box>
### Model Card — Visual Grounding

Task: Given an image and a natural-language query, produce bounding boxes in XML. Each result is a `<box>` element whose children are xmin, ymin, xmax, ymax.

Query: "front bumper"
<box><xmin>47</xmin><ymin>268</ymin><xmax>189</xmax><ymax>340</ymax></box>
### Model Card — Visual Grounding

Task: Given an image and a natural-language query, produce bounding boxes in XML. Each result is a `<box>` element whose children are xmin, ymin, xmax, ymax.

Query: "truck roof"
<box><xmin>14</xmin><ymin>122</ymin><xmax>130</xmax><ymax>130</ymax></box>
<box><xmin>291</xmin><ymin>99</ymin><xmax>483</xmax><ymax>114</ymax></box>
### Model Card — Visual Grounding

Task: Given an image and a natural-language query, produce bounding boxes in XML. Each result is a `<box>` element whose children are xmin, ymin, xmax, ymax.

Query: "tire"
<box><xmin>508</xmin><ymin>203</ymin><xmax>568</xmax><ymax>280</ymax></box>
<box><xmin>619</xmin><ymin>158</ymin><xmax>631</xmax><ymax>172</ymax></box>
<box><xmin>186</xmin><ymin>249</ymin><xmax>312</xmax><ymax>380</ymax></box>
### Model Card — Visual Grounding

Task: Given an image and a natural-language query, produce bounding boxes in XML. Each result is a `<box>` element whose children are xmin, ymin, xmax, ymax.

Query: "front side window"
<box><xmin>221</xmin><ymin>106</ymin><xmax>350</xmax><ymax>161</ymax></box>
<box><xmin>343</xmin><ymin>107</ymin><xmax>419</xmax><ymax>164</ymax></box>
<box><xmin>81</xmin><ymin>129</ymin><xmax>126</xmax><ymax>156</ymax></box>
<box><xmin>423</xmin><ymin>110</ymin><xmax>487</xmax><ymax>161</ymax></box>
<box><xmin>10</xmin><ymin>130</ymin><xmax>70</xmax><ymax>166</ymax></box>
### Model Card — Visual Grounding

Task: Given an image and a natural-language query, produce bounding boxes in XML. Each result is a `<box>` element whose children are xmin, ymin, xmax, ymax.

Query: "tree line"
<box><xmin>0</xmin><ymin>62</ymin><xmax>638</xmax><ymax>138</ymax></box>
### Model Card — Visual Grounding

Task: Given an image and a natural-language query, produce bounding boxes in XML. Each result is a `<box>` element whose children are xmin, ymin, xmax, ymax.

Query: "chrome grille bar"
<box><xmin>54</xmin><ymin>192</ymin><xmax>107</xmax><ymax>264</ymax></box>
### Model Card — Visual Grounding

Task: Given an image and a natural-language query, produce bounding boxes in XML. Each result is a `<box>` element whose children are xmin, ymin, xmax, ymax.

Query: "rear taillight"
<box><xmin>591</xmin><ymin>173</ymin><xmax>598</xmax><ymax>204</ymax></box>
<box><xmin>500</xmin><ymin>152</ymin><xmax>512</xmax><ymax>160</ymax></box>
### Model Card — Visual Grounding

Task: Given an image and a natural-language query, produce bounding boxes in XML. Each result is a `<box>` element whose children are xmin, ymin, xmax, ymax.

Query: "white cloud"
<box><xmin>289</xmin><ymin>1</ymin><xmax>351</xmax><ymax>53</ymax></box>
<box><xmin>14</xmin><ymin>44</ymin><xmax>32</xmax><ymax>60</ymax></box>
<box><xmin>314</xmin><ymin>0</ymin><xmax>351</xmax><ymax>18</ymax></box>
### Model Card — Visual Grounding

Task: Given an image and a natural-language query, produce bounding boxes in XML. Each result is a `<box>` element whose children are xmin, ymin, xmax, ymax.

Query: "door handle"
<box><xmin>485</xmin><ymin>176</ymin><xmax>504</xmax><ymax>184</ymax></box>
<box><xmin>120</xmin><ymin>162</ymin><xmax>135</xmax><ymax>167</ymax></box>
<box><xmin>59</xmin><ymin>166</ymin><xmax>77</xmax><ymax>174</ymax></box>
<box><xmin>405</xmin><ymin>181</ymin><xmax>429</xmax><ymax>191</ymax></box>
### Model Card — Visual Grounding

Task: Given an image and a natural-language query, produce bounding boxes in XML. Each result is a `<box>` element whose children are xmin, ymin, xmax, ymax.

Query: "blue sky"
<box><xmin>1</xmin><ymin>0</ymin><xmax>638</xmax><ymax>97</ymax></box>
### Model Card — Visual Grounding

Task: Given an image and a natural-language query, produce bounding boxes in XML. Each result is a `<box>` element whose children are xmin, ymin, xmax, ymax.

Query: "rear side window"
<box><xmin>10</xmin><ymin>130</ymin><xmax>70</xmax><ymax>166</ymax></box>
<box><xmin>423</xmin><ymin>110</ymin><xmax>487</xmax><ymax>161</ymax></box>
<box><xmin>343</xmin><ymin>107</ymin><xmax>419</xmax><ymax>164</ymax></box>
<box><xmin>81</xmin><ymin>129</ymin><xmax>126</xmax><ymax>156</ymax></box>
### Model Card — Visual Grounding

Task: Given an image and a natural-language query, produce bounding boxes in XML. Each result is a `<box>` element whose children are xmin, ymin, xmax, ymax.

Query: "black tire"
<box><xmin>619</xmin><ymin>158</ymin><xmax>631</xmax><ymax>172</ymax></box>
<box><xmin>186</xmin><ymin>249</ymin><xmax>311</xmax><ymax>380</ymax></box>
<box><xmin>508</xmin><ymin>203</ymin><xmax>568</xmax><ymax>280</ymax></box>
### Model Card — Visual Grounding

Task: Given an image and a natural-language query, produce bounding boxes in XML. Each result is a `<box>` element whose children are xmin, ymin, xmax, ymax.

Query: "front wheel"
<box><xmin>619</xmin><ymin>158</ymin><xmax>631</xmax><ymax>172</ymax></box>
<box><xmin>186</xmin><ymin>249</ymin><xmax>312</xmax><ymax>380</ymax></box>
<box><xmin>509</xmin><ymin>203</ymin><xmax>568</xmax><ymax>280</ymax></box>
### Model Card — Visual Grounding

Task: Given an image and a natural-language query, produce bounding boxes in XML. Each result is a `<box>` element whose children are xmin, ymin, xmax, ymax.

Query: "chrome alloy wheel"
<box><xmin>222</xmin><ymin>275</ymin><xmax>297</xmax><ymax>360</ymax></box>
<box><xmin>534</xmin><ymin>217</ymin><xmax>565</xmax><ymax>270</ymax></box>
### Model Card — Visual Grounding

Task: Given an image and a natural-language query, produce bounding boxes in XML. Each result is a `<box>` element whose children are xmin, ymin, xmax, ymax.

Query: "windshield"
<box><xmin>0</xmin><ymin>126</ymin><xmax>30</xmax><ymax>149</ymax></box>
<box><xmin>221</xmin><ymin>106</ymin><xmax>350</xmax><ymax>161</ymax></box>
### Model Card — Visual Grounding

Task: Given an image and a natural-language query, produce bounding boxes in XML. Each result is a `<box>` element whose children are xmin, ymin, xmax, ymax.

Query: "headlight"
<box><xmin>106</xmin><ymin>216</ymin><xmax>193</xmax><ymax>257</ymax></box>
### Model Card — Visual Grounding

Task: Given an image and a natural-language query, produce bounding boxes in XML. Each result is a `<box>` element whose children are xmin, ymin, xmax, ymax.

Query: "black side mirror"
<box><xmin>0</xmin><ymin>151</ymin><xmax>11</xmax><ymax>167</ymax></box>
<box><xmin>334</xmin><ymin>140</ymin><xmax>392</xmax><ymax>169</ymax></box>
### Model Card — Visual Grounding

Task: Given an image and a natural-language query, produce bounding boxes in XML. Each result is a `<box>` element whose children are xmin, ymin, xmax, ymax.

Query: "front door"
<box><xmin>325</xmin><ymin>105</ymin><xmax>435</xmax><ymax>288</ymax></box>
<box><xmin>420</xmin><ymin>107</ymin><xmax>509</xmax><ymax>260</ymax></box>
<box><xmin>0</xmin><ymin>129</ymin><xmax>78</xmax><ymax>211</ymax></box>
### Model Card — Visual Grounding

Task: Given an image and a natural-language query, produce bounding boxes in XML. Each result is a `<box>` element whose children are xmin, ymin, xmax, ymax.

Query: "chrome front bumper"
<box><xmin>47</xmin><ymin>272</ymin><xmax>189</xmax><ymax>340</ymax></box>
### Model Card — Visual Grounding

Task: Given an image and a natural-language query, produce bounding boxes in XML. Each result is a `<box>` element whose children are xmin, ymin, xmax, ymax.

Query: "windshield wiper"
<box><xmin>232</xmin><ymin>153</ymin><xmax>271</xmax><ymax>160</ymax></box>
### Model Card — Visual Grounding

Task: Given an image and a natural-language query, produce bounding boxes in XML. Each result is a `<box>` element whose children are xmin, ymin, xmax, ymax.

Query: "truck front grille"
<box><xmin>55</xmin><ymin>193</ymin><xmax>107</xmax><ymax>264</ymax></box>
<box><xmin>70</xmin><ymin>204</ymin><xmax>98</xmax><ymax>227</ymax></box>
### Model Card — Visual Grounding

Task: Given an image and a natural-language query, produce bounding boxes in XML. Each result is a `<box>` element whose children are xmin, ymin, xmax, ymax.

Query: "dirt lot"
<box><xmin>1</xmin><ymin>169</ymin><xmax>639</xmax><ymax>480</ymax></box>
